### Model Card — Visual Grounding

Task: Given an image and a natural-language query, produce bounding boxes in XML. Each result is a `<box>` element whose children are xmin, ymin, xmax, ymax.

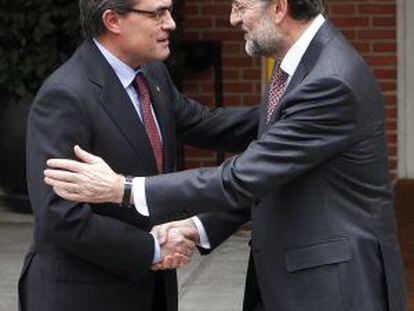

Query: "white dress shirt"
<box><xmin>132</xmin><ymin>14</ymin><xmax>326</xmax><ymax>250</ymax></box>
<box><xmin>281</xmin><ymin>14</ymin><xmax>325</xmax><ymax>85</ymax></box>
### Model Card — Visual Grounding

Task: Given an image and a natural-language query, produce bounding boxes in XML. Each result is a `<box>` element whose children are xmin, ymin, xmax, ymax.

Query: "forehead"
<box><xmin>136</xmin><ymin>0</ymin><xmax>173</xmax><ymax>8</ymax></box>
<box><xmin>232</xmin><ymin>0</ymin><xmax>259</xmax><ymax>6</ymax></box>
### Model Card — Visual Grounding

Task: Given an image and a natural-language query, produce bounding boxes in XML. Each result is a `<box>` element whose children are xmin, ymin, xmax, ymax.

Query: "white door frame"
<box><xmin>397</xmin><ymin>0</ymin><xmax>414</xmax><ymax>178</ymax></box>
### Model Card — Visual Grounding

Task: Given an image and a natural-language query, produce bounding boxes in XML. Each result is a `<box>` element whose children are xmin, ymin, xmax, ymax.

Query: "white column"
<box><xmin>397</xmin><ymin>0</ymin><xmax>414</xmax><ymax>178</ymax></box>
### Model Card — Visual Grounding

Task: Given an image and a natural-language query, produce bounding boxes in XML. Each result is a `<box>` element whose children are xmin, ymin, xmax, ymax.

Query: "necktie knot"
<box><xmin>134</xmin><ymin>73</ymin><xmax>150</xmax><ymax>102</ymax></box>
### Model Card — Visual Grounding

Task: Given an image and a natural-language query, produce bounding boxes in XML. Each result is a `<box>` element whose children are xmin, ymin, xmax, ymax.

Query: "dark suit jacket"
<box><xmin>145</xmin><ymin>21</ymin><xmax>407</xmax><ymax>311</ymax></box>
<box><xmin>19</xmin><ymin>40</ymin><xmax>258</xmax><ymax>311</ymax></box>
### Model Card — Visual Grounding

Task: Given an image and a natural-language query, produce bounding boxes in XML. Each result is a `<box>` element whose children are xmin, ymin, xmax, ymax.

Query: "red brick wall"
<box><xmin>179</xmin><ymin>0</ymin><xmax>397</xmax><ymax>180</ymax></box>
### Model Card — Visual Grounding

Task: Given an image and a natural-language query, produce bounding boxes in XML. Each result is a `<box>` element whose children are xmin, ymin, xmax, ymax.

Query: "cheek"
<box><xmin>243</xmin><ymin>17</ymin><xmax>256</xmax><ymax>29</ymax></box>
<box><xmin>147</xmin><ymin>44</ymin><xmax>157</xmax><ymax>54</ymax></box>
<box><xmin>146</xmin><ymin>33</ymin><xmax>158</xmax><ymax>53</ymax></box>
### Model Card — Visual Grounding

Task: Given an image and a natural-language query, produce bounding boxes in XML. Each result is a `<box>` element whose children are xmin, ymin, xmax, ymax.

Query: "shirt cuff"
<box><xmin>132</xmin><ymin>177</ymin><xmax>150</xmax><ymax>216</ymax></box>
<box><xmin>150</xmin><ymin>232</ymin><xmax>162</xmax><ymax>264</ymax></box>
<box><xmin>191</xmin><ymin>216</ymin><xmax>211</xmax><ymax>249</ymax></box>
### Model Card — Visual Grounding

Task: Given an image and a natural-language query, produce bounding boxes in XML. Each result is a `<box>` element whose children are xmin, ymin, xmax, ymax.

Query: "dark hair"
<box><xmin>261</xmin><ymin>0</ymin><xmax>324</xmax><ymax>21</ymax></box>
<box><xmin>79</xmin><ymin>0</ymin><xmax>137</xmax><ymax>38</ymax></box>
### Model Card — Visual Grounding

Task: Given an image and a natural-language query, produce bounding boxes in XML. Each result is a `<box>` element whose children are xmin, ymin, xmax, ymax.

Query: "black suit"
<box><xmin>144</xmin><ymin>21</ymin><xmax>407</xmax><ymax>311</ymax></box>
<box><xmin>19</xmin><ymin>40</ymin><xmax>258</xmax><ymax>311</ymax></box>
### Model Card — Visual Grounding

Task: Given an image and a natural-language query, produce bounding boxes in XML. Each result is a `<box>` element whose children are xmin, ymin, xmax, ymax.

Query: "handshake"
<box><xmin>151</xmin><ymin>218</ymin><xmax>200</xmax><ymax>271</ymax></box>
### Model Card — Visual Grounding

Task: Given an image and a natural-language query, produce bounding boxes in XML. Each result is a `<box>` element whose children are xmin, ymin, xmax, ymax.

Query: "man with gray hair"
<box><xmin>45</xmin><ymin>0</ymin><xmax>408</xmax><ymax>310</ymax></box>
<box><xmin>18</xmin><ymin>0</ymin><xmax>258</xmax><ymax>310</ymax></box>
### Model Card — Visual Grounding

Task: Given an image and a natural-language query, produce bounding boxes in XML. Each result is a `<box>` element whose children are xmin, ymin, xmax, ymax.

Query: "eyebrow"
<box><xmin>152</xmin><ymin>4</ymin><xmax>172</xmax><ymax>11</ymax></box>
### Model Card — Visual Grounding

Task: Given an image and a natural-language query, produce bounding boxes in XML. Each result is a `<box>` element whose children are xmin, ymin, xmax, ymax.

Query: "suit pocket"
<box><xmin>284</xmin><ymin>238</ymin><xmax>351</xmax><ymax>272</ymax></box>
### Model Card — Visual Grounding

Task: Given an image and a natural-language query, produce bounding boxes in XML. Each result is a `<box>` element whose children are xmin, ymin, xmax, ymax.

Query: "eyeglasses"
<box><xmin>127</xmin><ymin>6</ymin><xmax>173</xmax><ymax>23</ymax></box>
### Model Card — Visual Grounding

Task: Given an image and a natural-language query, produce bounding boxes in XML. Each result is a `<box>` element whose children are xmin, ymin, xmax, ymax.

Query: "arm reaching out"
<box><xmin>44</xmin><ymin>145</ymin><xmax>125</xmax><ymax>204</ymax></box>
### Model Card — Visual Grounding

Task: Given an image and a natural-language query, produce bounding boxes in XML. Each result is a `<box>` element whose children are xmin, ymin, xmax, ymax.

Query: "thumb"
<box><xmin>157</xmin><ymin>224</ymin><xmax>173</xmax><ymax>245</ymax></box>
<box><xmin>179</xmin><ymin>226</ymin><xmax>199</xmax><ymax>242</ymax></box>
<box><xmin>74</xmin><ymin>145</ymin><xmax>100</xmax><ymax>164</ymax></box>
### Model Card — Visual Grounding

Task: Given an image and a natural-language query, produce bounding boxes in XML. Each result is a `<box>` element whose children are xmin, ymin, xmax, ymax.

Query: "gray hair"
<box><xmin>260</xmin><ymin>0</ymin><xmax>324</xmax><ymax>21</ymax></box>
<box><xmin>79</xmin><ymin>0</ymin><xmax>137</xmax><ymax>39</ymax></box>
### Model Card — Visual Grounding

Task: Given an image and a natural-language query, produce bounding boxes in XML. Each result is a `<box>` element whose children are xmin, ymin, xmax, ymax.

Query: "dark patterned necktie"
<box><xmin>133</xmin><ymin>73</ymin><xmax>163</xmax><ymax>173</ymax></box>
<box><xmin>266</xmin><ymin>60</ymin><xmax>288</xmax><ymax>123</ymax></box>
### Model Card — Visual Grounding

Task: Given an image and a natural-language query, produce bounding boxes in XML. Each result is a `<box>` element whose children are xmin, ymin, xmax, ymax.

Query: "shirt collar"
<box><xmin>280</xmin><ymin>14</ymin><xmax>325</xmax><ymax>77</ymax></box>
<box><xmin>93</xmin><ymin>38</ymin><xmax>142</xmax><ymax>89</ymax></box>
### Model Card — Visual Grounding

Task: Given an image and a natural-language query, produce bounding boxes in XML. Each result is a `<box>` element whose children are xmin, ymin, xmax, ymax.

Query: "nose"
<box><xmin>230</xmin><ymin>8</ymin><xmax>242</xmax><ymax>26</ymax></box>
<box><xmin>162</xmin><ymin>10</ymin><xmax>176</xmax><ymax>31</ymax></box>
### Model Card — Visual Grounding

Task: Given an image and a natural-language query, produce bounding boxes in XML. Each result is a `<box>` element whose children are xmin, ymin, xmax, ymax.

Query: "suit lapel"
<box><xmin>81</xmin><ymin>41</ymin><xmax>158</xmax><ymax>174</ymax></box>
<box><xmin>263</xmin><ymin>20</ymin><xmax>339</xmax><ymax>128</ymax></box>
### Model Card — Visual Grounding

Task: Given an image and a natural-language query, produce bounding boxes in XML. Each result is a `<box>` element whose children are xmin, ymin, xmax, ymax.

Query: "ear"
<box><xmin>102</xmin><ymin>9</ymin><xmax>122</xmax><ymax>35</ymax></box>
<box><xmin>273</xmin><ymin>0</ymin><xmax>288</xmax><ymax>24</ymax></box>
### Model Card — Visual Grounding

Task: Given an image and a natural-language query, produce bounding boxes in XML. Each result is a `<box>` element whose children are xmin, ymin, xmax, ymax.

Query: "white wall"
<box><xmin>398</xmin><ymin>0</ymin><xmax>414</xmax><ymax>178</ymax></box>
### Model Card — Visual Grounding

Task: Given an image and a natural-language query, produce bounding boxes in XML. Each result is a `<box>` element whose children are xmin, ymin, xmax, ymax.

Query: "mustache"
<box><xmin>241</xmin><ymin>26</ymin><xmax>250</xmax><ymax>33</ymax></box>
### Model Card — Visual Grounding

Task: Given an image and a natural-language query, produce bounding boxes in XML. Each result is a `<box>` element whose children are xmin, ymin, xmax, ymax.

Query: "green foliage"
<box><xmin>0</xmin><ymin>0</ymin><xmax>80</xmax><ymax>102</ymax></box>
<box><xmin>0</xmin><ymin>0</ymin><xmax>186</xmax><ymax>101</ymax></box>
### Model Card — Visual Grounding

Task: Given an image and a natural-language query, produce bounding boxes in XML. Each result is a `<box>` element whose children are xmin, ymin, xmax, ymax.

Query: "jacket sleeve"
<box><xmin>27</xmin><ymin>84</ymin><xmax>154</xmax><ymax>281</ymax></box>
<box><xmin>197</xmin><ymin>208</ymin><xmax>251</xmax><ymax>254</ymax></box>
<box><xmin>146</xmin><ymin>77</ymin><xmax>358</xmax><ymax>224</ymax></box>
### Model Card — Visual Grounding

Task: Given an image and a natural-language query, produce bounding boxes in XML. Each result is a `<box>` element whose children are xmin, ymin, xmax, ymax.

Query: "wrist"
<box><xmin>188</xmin><ymin>219</ymin><xmax>200</xmax><ymax>244</ymax></box>
<box><xmin>114</xmin><ymin>174</ymin><xmax>125</xmax><ymax>204</ymax></box>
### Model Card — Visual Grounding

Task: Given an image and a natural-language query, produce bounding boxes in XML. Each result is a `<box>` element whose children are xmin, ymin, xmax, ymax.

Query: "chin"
<box><xmin>158</xmin><ymin>48</ymin><xmax>170</xmax><ymax>59</ymax></box>
<box><xmin>245</xmin><ymin>42</ymin><xmax>258</xmax><ymax>57</ymax></box>
<box><xmin>149</xmin><ymin>52</ymin><xmax>170</xmax><ymax>63</ymax></box>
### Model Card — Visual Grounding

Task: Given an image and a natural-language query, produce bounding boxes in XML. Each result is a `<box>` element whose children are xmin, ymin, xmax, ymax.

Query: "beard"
<box><xmin>245</xmin><ymin>14</ymin><xmax>281</xmax><ymax>57</ymax></box>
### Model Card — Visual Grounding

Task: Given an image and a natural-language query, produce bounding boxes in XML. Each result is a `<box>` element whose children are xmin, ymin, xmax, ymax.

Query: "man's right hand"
<box><xmin>151</xmin><ymin>219</ymin><xmax>200</xmax><ymax>270</ymax></box>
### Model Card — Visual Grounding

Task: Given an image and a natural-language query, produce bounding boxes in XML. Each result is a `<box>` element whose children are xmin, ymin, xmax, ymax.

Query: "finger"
<box><xmin>179</xmin><ymin>227</ymin><xmax>200</xmax><ymax>242</ymax></box>
<box><xmin>44</xmin><ymin>177</ymin><xmax>79</xmax><ymax>191</ymax></box>
<box><xmin>151</xmin><ymin>263</ymin><xmax>169</xmax><ymax>271</ymax></box>
<box><xmin>74</xmin><ymin>145</ymin><xmax>101</xmax><ymax>164</ymax></box>
<box><xmin>44</xmin><ymin>169</ymin><xmax>82</xmax><ymax>183</ymax></box>
<box><xmin>166</xmin><ymin>254</ymin><xmax>181</xmax><ymax>269</ymax></box>
<box><xmin>161</xmin><ymin>254</ymin><xmax>189</xmax><ymax>269</ymax></box>
<box><xmin>158</xmin><ymin>256</ymin><xmax>175</xmax><ymax>269</ymax></box>
<box><xmin>184</xmin><ymin>247</ymin><xmax>194</xmax><ymax>257</ymax></box>
<box><xmin>45</xmin><ymin>177</ymin><xmax>80</xmax><ymax>193</ymax></box>
<box><xmin>174</xmin><ymin>254</ymin><xmax>190</xmax><ymax>268</ymax></box>
<box><xmin>151</xmin><ymin>263</ymin><xmax>162</xmax><ymax>271</ymax></box>
<box><xmin>46</xmin><ymin>158</ymin><xmax>85</xmax><ymax>173</ymax></box>
<box><xmin>184</xmin><ymin>239</ymin><xmax>196</xmax><ymax>251</ymax></box>
<box><xmin>54</xmin><ymin>187</ymin><xmax>83</xmax><ymax>202</ymax></box>
<box><xmin>150</xmin><ymin>225</ymin><xmax>160</xmax><ymax>235</ymax></box>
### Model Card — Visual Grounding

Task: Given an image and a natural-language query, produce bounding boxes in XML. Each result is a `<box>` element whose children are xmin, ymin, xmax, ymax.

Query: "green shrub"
<box><xmin>0</xmin><ymin>0</ymin><xmax>80</xmax><ymax>103</ymax></box>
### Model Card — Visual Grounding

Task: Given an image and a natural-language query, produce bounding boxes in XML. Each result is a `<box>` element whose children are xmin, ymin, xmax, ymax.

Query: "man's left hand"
<box><xmin>44</xmin><ymin>145</ymin><xmax>124</xmax><ymax>204</ymax></box>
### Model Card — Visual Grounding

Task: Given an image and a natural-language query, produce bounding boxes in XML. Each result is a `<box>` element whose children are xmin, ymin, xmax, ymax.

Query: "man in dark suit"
<box><xmin>44</xmin><ymin>0</ymin><xmax>407</xmax><ymax>310</ymax></box>
<box><xmin>20</xmin><ymin>0</ymin><xmax>258</xmax><ymax>310</ymax></box>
